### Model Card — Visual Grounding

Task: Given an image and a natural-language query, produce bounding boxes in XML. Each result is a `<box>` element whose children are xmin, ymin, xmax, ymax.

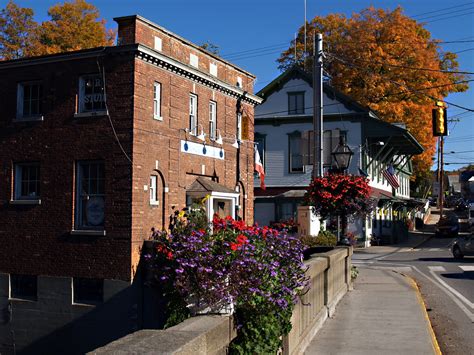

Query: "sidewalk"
<box><xmin>304</xmin><ymin>267</ymin><xmax>440</xmax><ymax>355</ymax></box>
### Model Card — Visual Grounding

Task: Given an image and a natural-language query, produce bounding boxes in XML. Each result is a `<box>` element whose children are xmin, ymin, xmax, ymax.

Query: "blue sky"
<box><xmin>5</xmin><ymin>0</ymin><xmax>473</xmax><ymax>170</ymax></box>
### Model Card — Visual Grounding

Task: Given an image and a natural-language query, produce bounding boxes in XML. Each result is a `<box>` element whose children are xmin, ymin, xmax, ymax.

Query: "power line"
<box><xmin>425</xmin><ymin>11</ymin><xmax>474</xmax><ymax>24</ymax></box>
<box><xmin>410</xmin><ymin>2</ymin><xmax>473</xmax><ymax>18</ymax></box>
<box><xmin>415</xmin><ymin>6</ymin><xmax>474</xmax><ymax>21</ymax></box>
<box><xmin>327</xmin><ymin>53</ymin><xmax>474</xmax><ymax>113</ymax></box>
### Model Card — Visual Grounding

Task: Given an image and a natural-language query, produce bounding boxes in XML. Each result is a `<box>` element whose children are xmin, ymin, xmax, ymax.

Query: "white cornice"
<box><xmin>136</xmin><ymin>44</ymin><xmax>263</xmax><ymax>106</ymax></box>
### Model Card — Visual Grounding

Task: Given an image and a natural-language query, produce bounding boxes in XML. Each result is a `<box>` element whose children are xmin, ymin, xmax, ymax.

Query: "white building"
<box><xmin>253</xmin><ymin>67</ymin><xmax>424</xmax><ymax>245</ymax></box>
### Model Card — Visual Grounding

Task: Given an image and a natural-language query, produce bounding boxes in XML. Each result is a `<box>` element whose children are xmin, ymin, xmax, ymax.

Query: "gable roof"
<box><xmin>256</xmin><ymin>65</ymin><xmax>376</xmax><ymax>116</ymax></box>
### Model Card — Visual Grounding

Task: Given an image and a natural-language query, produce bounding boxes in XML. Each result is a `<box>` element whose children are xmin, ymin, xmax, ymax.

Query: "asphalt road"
<box><xmin>353</xmin><ymin>236</ymin><xmax>474</xmax><ymax>355</ymax></box>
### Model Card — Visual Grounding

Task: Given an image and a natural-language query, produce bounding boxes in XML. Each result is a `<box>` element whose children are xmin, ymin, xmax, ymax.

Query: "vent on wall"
<box><xmin>190</xmin><ymin>53</ymin><xmax>199</xmax><ymax>68</ymax></box>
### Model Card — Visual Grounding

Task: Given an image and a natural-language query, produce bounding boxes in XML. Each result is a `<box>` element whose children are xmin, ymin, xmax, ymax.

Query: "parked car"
<box><xmin>435</xmin><ymin>213</ymin><xmax>459</xmax><ymax>237</ymax></box>
<box><xmin>452</xmin><ymin>233</ymin><xmax>474</xmax><ymax>259</ymax></box>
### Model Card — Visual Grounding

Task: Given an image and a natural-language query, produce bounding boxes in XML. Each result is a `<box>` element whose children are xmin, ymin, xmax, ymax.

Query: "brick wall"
<box><xmin>0</xmin><ymin>53</ymin><xmax>135</xmax><ymax>281</ymax></box>
<box><xmin>115</xmin><ymin>15</ymin><xmax>255</xmax><ymax>94</ymax></box>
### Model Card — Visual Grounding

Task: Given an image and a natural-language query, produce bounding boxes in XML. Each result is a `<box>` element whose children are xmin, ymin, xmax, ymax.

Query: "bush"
<box><xmin>300</xmin><ymin>229</ymin><xmax>337</xmax><ymax>248</ymax></box>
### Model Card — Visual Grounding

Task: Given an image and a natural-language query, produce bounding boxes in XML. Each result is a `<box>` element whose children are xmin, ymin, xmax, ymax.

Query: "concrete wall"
<box><xmin>0</xmin><ymin>274</ymin><xmax>139</xmax><ymax>354</ymax></box>
<box><xmin>92</xmin><ymin>247</ymin><xmax>353</xmax><ymax>355</ymax></box>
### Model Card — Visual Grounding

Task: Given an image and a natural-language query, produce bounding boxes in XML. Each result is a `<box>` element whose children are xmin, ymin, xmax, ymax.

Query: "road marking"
<box><xmin>428</xmin><ymin>266</ymin><xmax>446</xmax><ymax>272</ymax></box>
<box><xmin>459</xmin><ymin>266</ymin><xmax>474</xmax><ymax>272</ymax></box>
<box><xmin>428</xmin><ymin>248</ymin><xmax>445</xmax><ymax>252</ymax></box>
<box><xmin>427</xmin><ymin>269</ymin><xmax>474</xmax><ymax>309</ymax></box>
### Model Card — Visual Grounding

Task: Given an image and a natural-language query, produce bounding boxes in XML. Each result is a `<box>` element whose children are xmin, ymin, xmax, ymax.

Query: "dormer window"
<box><xmin>288</xmin><ymin>92</ymin><xmax>305</xmax><ymax>115</ymax></box>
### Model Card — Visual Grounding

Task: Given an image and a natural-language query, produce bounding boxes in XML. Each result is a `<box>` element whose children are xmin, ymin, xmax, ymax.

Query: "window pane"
<box><xmin>76</xmin><ymin>161</ymin><xmax>105</xmax><ymax>229</ymax></box>
<box><xmin>289</xmin><ymin>135</ymin><xmax>303</xmax><ymax>172</ymax></box>
<box><xmin>81</xmin><ymin>75</ymin><xmax>105</xmax><ymax>112</ymax></box>
<box><xmin>288</xmin><ymin>92</ymin><xmax>304</xmax><ymax>114</ymax></box>
<box><xmin>11</xmin><ymin>274</ymin><xmax>37</xmax><ymax>301</ymax></box>
<box><xmin>73</xmin><ymin>278</ymin><xmax>103</xmax><ymax>304</ymax></box>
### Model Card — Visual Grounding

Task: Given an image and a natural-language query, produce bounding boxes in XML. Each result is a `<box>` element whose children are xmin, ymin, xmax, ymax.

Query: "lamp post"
<box><xmin>331</xmin><ymin>136</ymin><xmax>354</xmax><ymax>243</ymax></box>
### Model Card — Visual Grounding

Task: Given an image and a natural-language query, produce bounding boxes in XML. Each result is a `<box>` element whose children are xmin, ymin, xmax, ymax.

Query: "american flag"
<box><xmin>382</xmin><ymin>165</ymin><xmax>400</xmax><ymax>189</ymax></box>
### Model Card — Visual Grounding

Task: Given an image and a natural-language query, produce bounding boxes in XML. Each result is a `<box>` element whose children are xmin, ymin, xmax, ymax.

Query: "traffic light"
<box><xmin>432</xmin><ymin>106</ymin><xmax>447</xmax><ymax>136</ymax></box>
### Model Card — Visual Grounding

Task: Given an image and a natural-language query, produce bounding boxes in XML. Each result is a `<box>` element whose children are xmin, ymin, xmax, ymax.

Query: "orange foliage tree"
<box><xmin>0</xmin><ymin>0</ymin><xmax>114</xmax><ymax>60</ymax></box>
<box><xmin>277</xmin><ymin>7</ymin><xmax>468</xmax><ymax>181</ymax></box>
<box><xmin>0</xmin><ymin>1</ymin><xmax>40</xmax><ymax>60</ymax></box>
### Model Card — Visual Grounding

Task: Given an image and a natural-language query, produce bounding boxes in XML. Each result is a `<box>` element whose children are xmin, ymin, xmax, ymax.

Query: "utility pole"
<box><xmin>439</xmin><ymin>136</ymin><xmax>445</xmax><ymax>216</ymax></box>
<box><xmin>312</xmin><ymin>33</ymin><xmax>323</xmax><ymax>178</ymax></box>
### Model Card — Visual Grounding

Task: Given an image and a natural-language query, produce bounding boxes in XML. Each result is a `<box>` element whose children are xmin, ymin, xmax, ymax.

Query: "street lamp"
<box><xmin>332</xmin><ymin>135</ymin><xmax>354</xmax><ymax>173</ymax></box>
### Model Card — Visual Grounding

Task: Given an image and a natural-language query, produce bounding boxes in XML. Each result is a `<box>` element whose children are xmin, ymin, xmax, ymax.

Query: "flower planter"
<box><xmin>186</xmin><ymin>296</ymin><xmax>234</xmax><ymax>316</ymax></box>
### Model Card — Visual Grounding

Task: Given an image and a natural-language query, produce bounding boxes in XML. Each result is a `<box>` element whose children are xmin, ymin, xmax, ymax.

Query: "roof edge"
<box><xmin>114</xmin><ymin>14</ymin><xmax>256</xmax><ymax>79</ymax></box>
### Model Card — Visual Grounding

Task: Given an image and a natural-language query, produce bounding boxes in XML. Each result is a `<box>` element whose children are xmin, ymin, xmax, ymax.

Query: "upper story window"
<box><xmin>16</xmin><ymin>82</ymin><xmax>43</xmax><ymax>120</ymax></box>
<box><xmin>153</xmin><ymin>82</ymin><xmax>162</xmax><ymax>120</ymax></box>
<box><xmin>75</xmin><ymin>161</ymin><xmax>105</xmax><ymax>230</ymax></box>
<box><xmin>150</xmin><ymin>175</ymin><xmax>159</xmax><ymax>205</ymax></box>
<box><xmin>190</xmin><ymin>53</ymin><xmax>199</xmax><ymax>68</ymax></box>
<box><xmin>236</xmin><ymin>76</ymin><xmax>243</xmax><ymax>88</ymax></box>
<box><xmin>10</xmin><ymin>274</ymin><xmax>37</xmax><ymax>301</ymax></box>
<box><xmin>209</xmin><ymin>101</ymin><xmax>217</xmax><ymax>140</ymax></box>
<box><xmin>14</xmin><ymin>163</ymin><xmax>40</xmax><ymax>201</ymax></box>
<box><xmin>189</xmin><ymin>94</ymin><xmax>198</xmax><ymax>135</ymax></box>
<box><xmin>289</xmin><ymin>132</ymin><xmax>303</xmax><ymax>173</ymax></box>
<box><xmin>288</xmin><ymin>92</ymin><xmax>305</xmax><ymax>115</ymax></box>
<box><xmin>79</xmin><ymin>75</ymin><xmax>106</xmax><ymax>113</ymax></box>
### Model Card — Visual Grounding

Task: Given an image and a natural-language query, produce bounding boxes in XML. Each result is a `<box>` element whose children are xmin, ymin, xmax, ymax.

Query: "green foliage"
<box><xmin>229</xmin><ymin>306</ymin><xmax>292</xmax><ymax>354</ymax></box>
<box><xmin>163</xmin><ymin>291</ymin><xmax>190</xmax><ymax>329</ymax></box>
<box><xmin>351</xmin><ymin>265</ymin><xmax>359</xmax><ymax>280</ymax></box>
<box><xmin>300</xmin><ymin>229</ymin><xmax>337</xmax><ymax>247</ymax></box>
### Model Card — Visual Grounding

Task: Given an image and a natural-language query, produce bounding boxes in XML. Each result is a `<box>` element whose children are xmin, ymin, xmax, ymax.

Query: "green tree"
<box><xmin>278</xmin><ymin>7</ymin><xmax>468</xmax><ymax>180</ymax></box>
<box><xmin>0</xmin><ymin>1</ymin><xmax>39</xmax><ymax>60</ymax></box>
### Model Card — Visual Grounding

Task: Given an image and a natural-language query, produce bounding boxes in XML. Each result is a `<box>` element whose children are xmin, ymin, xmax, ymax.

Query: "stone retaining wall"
<box><xmin>91</xmin><ymin>247</ymin><xmax>352</xmax><ymax>355</ymax></box>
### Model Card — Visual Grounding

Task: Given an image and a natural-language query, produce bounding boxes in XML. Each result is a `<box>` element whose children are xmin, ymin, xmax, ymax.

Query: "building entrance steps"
<box><xmin>304</xmin><ymin>268</ymin><xmax>440</xmax><ymax>355</ymax></box>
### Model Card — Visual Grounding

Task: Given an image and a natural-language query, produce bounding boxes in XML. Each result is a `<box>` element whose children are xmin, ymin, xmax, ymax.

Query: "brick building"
<box><xmin>0</xmin><ymin>15</ymin><xmax>261</xmax><ymax>353</ymax></box>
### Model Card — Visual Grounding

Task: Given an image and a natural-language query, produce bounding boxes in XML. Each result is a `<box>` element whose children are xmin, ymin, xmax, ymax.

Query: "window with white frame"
<box><xmin>189</xmin><ymin>94</ymin><xmax>198</xmax><ymax>135</ymax></box>
<box><xmin>150</xmin><ymin>175</ymin><xmax>159</xmax><ymax>205</ymax></box>
<box><xmin>153</xmin><ymin>82</ymin><xmax>162</xmax><ymax>120</ymax></box>
<box><xmin>14</xmin><ymin>163</ymin><xmax>40</xmax><ymax>200</ymax></box>
<box><xmin>75</xmin><ymin>161</ymin><xmax>105</xmax><ymax>230</ymax></box>
<box><xmin>209</xmin><ymin>101</ymin><xmax>217</xmax><ymax>140</ymax></box>
<box><xmin>79</xmin><ymin>75</ymin><xmax>106</xmax><ymax>113</ymax></box>
<box><xmin>237</xmin><ymin>112</ymin><xmax>242</xmax><ymax>141</ymax></box>
<box><xmin>17</xmin><ymin>82</ymin><xmax>43</xmax><ymax>119</ymax></box>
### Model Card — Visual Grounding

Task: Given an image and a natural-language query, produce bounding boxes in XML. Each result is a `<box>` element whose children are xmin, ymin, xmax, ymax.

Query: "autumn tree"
<box><xmin>277</xmin><ymin>7</ymin><xmax>468</xmax><ymax>180</ymax></box>
<box><xmin>38</xmin><ymin>0</ymin><xmax>115</xmax><ymax>55</ymax></box>
<box><xmin>0</xmin><ymin>0</ymin><xmax>114</xmax><ymax>60</ymax></box>
<box><xmin>0</xmin><ymin>1</ymin><xmax>40</xmax><ymax>60</ymax></box>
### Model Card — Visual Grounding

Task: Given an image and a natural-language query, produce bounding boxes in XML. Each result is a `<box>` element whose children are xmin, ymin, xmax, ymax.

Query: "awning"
<box><xmin>187</xmin><ymin>177</ymin><xmax>236</xmax><ymax>195</ymax></box>
<box><xmin>364</xmin><ymin>120</ymin><xmax>424</xmax><ymax>156</ymax></box>
<box><xmin>274</xmin><ymin>190</ymin><xmax>307</xmax><ymax>199</ymax></box>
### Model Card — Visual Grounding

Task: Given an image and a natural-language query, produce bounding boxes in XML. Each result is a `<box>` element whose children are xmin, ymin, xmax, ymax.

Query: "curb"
<box><xmin>404</xmin><ymin>274</ymin><xmax>442</xmax><ymax>355</ymax></box>
<box><xmin>408</xmin><ymin>233</ymin><xmax>434</xmax><ymax>251</ymax></box>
